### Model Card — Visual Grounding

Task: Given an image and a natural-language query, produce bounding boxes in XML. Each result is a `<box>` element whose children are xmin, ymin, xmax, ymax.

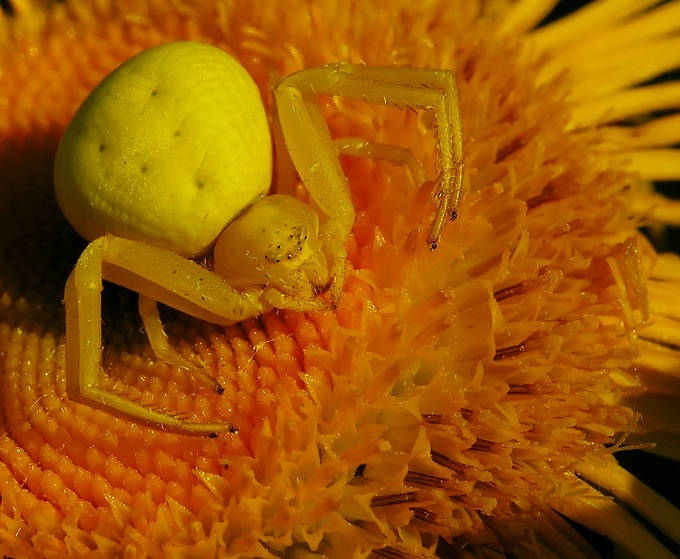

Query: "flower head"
<box><xmin>1</xmin><ymin>1</ymin><xmax>680</xmax><ymax>558</ymax></box>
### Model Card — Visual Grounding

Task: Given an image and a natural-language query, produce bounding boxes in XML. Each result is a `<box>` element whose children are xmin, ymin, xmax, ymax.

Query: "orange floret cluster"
<box><xmin>1</xmin><ymin>1</ymin><xmax>680</xmax><ymax>558</ymax></box>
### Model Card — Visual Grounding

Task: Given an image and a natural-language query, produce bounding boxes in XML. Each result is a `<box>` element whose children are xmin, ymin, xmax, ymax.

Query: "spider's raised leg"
<box><xmin>275</xmin><ymin>63</ymin><xmax>464</xmax><ymax>250</ymax></box>
<box><xmin>64</xmin><ymin>234</ymin><xmax>268</xmax><ymax>435</ymax></box>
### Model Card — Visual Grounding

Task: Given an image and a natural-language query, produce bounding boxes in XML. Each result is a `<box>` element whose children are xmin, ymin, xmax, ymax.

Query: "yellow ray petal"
<box><xmin>529</xmin><ymin>0</ymin><xmax>663</xmax><ymax>52</ymax></box>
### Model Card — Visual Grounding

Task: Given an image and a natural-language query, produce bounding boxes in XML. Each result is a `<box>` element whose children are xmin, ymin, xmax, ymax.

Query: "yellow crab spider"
<box><xmin>54</xmin><ymin>41</ymin><xmax>464</xmax><ymax>436</ymax></box>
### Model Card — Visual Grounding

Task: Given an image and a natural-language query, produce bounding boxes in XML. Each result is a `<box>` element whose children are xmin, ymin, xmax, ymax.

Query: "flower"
<box><xmin>1</xmin><ymin>0</ymin><xmax>680</xmax><ymax>557</ymax></box>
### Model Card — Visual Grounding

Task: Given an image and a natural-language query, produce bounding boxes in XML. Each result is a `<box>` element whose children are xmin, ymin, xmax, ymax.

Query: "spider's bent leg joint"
<box><xmin>63</xmin><ymin>235</ymin><xmax>249</xmax><ymax>436</ymax></box>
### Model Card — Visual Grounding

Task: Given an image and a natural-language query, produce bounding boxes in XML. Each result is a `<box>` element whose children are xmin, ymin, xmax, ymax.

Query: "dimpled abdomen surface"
<box><xmin>54</xmin><ymin>41</ymin><xmax>272</xmax><ymax>258</ymax></box>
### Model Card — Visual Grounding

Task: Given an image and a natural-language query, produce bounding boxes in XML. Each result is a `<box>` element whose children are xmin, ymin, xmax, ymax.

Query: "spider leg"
<box><xmin>261</xmin><ymin>287</ymin><xmax>335</xmax><ymax>312</ymax></box>
<box><xmin>64</xmin><ymin>234</ymin><xmax>268</xmax><ymax>435</ymax></box>
<box><xmin>276</xmin><ymin>63</ymin><xmax>464</xmax><ymax>249</ymax></box>
<box><xmin>138</xmin><ymin>295</ymin><xmax>225</xmax><ymax>394</ymax></box>
<box><xmin>271</xmin><ymin>96</ymin><xmax>298</xmax><ymax>198</ymax></box>
<box><xmin>333</xmin><ymin>137</ymin><xmax>426</xmax><ymax>186</ymax></box>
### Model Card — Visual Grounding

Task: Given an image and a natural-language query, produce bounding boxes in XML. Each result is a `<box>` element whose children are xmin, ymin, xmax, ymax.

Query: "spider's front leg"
<box><xmin>64</xmin><ymin>234</ymin><xmax>268</xmax><ymax>435</ymax></box>
<box><xmin>274</xmin><ymin>62</ymin><xmax>464</xmax><ymax>251</ymax></box>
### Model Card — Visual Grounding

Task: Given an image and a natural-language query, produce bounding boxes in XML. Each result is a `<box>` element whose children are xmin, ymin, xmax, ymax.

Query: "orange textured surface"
<box><xmin>1</xmin><ymin>1</ymin><xmax>680</xmax><ymax>558</ymax></box>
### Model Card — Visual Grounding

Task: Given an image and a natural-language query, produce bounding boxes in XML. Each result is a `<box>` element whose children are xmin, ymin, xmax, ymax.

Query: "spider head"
<box><xmin>214</xmin><ymin>194</ymin><xmax>331</xmax><ymax>299</ymax></box>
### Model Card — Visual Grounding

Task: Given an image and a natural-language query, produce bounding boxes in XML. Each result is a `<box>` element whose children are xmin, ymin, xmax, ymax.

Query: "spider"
<box><xmin>54</xmin><ymin>41</ymin><xmax>464</xmax><ymax>436</ymax></box>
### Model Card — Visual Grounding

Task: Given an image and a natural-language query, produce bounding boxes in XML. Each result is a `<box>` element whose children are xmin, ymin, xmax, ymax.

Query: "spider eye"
<box><xmin>263</xmin><ymin>224</ymin><xmax>308</xmax><ymax>263</ymax></box>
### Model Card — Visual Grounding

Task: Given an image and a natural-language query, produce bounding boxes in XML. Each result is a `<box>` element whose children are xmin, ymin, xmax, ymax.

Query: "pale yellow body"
<box><xmin>55</xmin><ymin>41</ymin><xmax>464</xmax><ymax>435</ymax></box>
<box><xmin>56</xmin><ymin>42</ymin><xmax>272</xmax><ymax>258</ymax></box>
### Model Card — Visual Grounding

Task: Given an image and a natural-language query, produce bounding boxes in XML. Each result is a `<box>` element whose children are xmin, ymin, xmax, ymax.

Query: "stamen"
<box><xmin>371</xmin><ymin>492</ymin><xmax>419</xmax><ymax>508</ymax></box>
<box><xmin>493</xmin><ymin>343</ymin><xmax>526</xmax><ymax>360</ymax></box>
<box><xmin>404</xmin><ymin>470</ymin><xmax>451</xmax><ymax>489</ymax></box>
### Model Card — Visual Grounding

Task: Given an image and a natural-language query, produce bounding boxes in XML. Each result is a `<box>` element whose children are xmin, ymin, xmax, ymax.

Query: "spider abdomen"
<box><xmin>54</xmin><ymin>41</ymin><xmax>272</xmax><ymax>258</ymax></box>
